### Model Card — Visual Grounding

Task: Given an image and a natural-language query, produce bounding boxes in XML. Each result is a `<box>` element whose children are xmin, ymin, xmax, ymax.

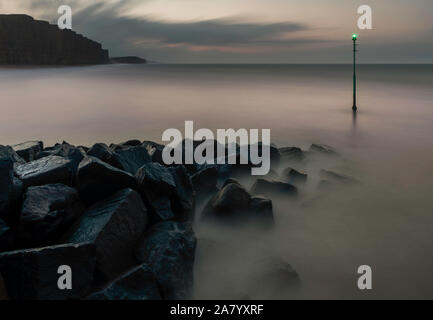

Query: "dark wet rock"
<box><xmin>249</xmin><ymin>142</ymin><xmax>281</xmax><ymax>167</ymax></box>
<box><xmin>142</xmin><ymin>141</ymin><xmax>165</xmax><ymax>165</ymax></box>
<box><xmin>222</xmin><ymin>178</ymin><xmax>242</xmax><ymax>188</ymax></box>
<box><xmin>11</xmin><ymin>141</ymin><xmax>43</xmax><ymax>162</ymax></box>
<box><xmin>320</xmin><ymin>170</ymin><xmax>357</xmax><ymax>184</ymax></box>
<box><xmin>0</xmin><ymin>145</ymin><xmax>26</xmax><ymax>165</ymax></box>
<box><xmin>87</xmin><ymin>143</ymin><xmax>122</xmax><ymax>168</ymax></box>
<box><xmin>281</xmin><ymin>167</ymin><xmax>308</xmax><ymax>185</ymax></box>
<box><xmin>0</xmin><ymin>219</ymin><xmax>14</xmax><ymax>252</ymax></box>
<box><xmin>113</xmin><ymin>145</ymin><xmax>151</xmax><ymax>175</ymax></box>
<box><xmin>170</xmin><ymin>165</ymin><xmax>195</xmax><ymax>222</ymax></box>
<box><xmin>15</xmin><ymin>155</ymin><xmax>73</xmax><ymax>187</ymax></box>
<box><xmin>250</xmin><ymin>179</ymin><xmax>298</xmax><ymax>198</ymax></box>
<box><xmin>249</xmin><ymin>196</ymin><xmax>274</xmax><ymax>228</ymax></box>
<box><xmin>279</xmin><ymin>147</ymin><xmax>305</xmax><ymax>162</ymax></box>
<box><xmin>191</xmin><ymin>165</ymin><xmax>218</xmax><ymax>197</ymax></box>
<box><xmin>68</xmin><ymin>189</ymin><xmax>148</xmax><ymax>281</ymax></box>
<box><xmin>135</xmin><ymin>221</ymin><xmax>196</xmax><ymax>300</ymax></box>
<box><xmin>36</xmin><ymin>142</ymin><xmax>85</xmax><ymax>171</ymax></box>
<box><xmin>135</xmin><ymin>162</ymin><xmax>176</xmax><ymax>221</ymax></box>
<box><xmin>202</xmin><ymin>182</ymin><xmax>274</xmax><ymax>226</ymax></box>
<box><xmin>0</xmin><ymin>243</ymin><xmax>96</xmax><ymax>300</ymax></box>
<box><xmin>0</xmin><ymin>159</ymin><xmax>14</xmax><ymax>215</ymax></box>
<box><xmin>310</xmin><ymin>144</ymin><xmax>337</xmax><ymax>155</ymax></box>
<box><xmin>76</xmin><ymin>156</ymin><xmax>136</xmax><ymax>204</ymax></box>
<box><xmin>87</xmin><ymin>264</ymin><xmax>161</xmax><ymax>300</ymax></box>
<box><xmin>19</xmin><ymin>184</ymin><xmax>84</xmax><ymax>246</ymax></box>
<box><xmin>110</xmin><ymin>139</ymin><xmax>142</xmax><ymax>151</ymax></box>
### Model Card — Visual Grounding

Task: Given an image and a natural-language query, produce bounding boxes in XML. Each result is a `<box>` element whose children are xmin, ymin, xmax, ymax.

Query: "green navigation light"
<box><xmin>352</xmin><ymin>34</ymin><xmax>357</xmax><ymax>40</ymax></box>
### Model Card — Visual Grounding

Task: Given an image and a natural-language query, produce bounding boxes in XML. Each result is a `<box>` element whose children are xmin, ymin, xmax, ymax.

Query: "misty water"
<box><xmin>1</xmin><ymin>64</ymin><xmax>433</xmax><ymax>299</ymax></box>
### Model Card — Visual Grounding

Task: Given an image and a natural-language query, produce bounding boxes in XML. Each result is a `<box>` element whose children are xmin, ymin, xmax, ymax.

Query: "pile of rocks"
<box><xmin>0</xmin><ymin>139</ymin><xmax>355</xmax><ymax>300</ymax></box>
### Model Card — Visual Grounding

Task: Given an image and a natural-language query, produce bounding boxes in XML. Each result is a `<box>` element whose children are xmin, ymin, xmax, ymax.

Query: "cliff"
<box><xmin>0</xmin><ymin>14</ymin><xmax>109</xmax><ymax>65</ymax></box>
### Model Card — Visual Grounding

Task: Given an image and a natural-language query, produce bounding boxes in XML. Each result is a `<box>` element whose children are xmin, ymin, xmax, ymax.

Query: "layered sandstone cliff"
<box><xmin>0</xmin><ymin>14</ymin><xmax>109</xmax><ymax>65</ymax></box>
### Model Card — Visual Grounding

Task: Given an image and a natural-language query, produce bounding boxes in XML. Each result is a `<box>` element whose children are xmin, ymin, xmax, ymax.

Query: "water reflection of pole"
<box><xmin>352</xmin><ymin>34</ymin><xmax>358</xmax><ymax>112</ymax></box>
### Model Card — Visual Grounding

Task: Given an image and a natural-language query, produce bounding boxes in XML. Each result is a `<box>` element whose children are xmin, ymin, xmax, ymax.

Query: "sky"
<box><xmin>1</xmin><ymin>0</ymin><xmax>432</xmax><ymax>63</ymax></box>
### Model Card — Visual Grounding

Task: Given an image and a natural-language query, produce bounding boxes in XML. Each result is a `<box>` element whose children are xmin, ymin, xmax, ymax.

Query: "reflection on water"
<box><xmin>1</xmin><ymin>64</ymin><xmax>433</xmax><ymax>299</ymax></box>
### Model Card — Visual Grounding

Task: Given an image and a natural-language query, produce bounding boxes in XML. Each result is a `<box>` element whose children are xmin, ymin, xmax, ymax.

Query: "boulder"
<box><xmin>249</xmin><ymin>142</ymin><xmax>281</xmax><ymax>167</ymax></box>
<box><xmin>142</xmin><ymin>141</ymin><xmax>165</xmax><ymax>165</ymax></box>
<box><xmin>0</xmin><ymin>159</ymin><xmax>14</xmax><ymax>214</ymax></box>
<box><xmin>250</xmin><ymin>179</ymin><xmax>298</xmax><ymax>198</ymax></box>
<box><xmin>0</xmin><ymin>145</ymin><xmax>26</xmax><ymax>165</ymax></box>
<box><xmin>87</xmin><ymin>143</ymin><xmax>121</xmax><ymax>168</ymax></box>
<box><xmin>135</xmin><ymin>221</ymin><xmax>196</xmax><ymax>299</ymax></box>
<box><xmin>310</xmin><ymin>144</ymin><xmax>337</xmax><ymax>155</ymax></box>
<box><xmin>113</xmin><ymin>145</ymin><xmax>151</xmax><ymax>175</ymax></box>
<box><xmin>0</xmin><ymin>219</ymin><xmax>14</xmax><ymax>253</ymax></box>
<box><xmin>87</xmin><ymin>264</ymin><xmax>161</xmax><ymax>300</ymax></box>
<box><xmin>19</xmin><ymin>184</ymin><xmax>85</xmax><ymax>246</ymax></box>
<box><xmin>36</xmin><ymin>142</ymin><xmax>85</xmax><ymax>171</ymax></box>
<box><xmin>135</xmin><ymin>163</ymin><xmax>176</xmax><ymax>222</ymax></box>
<box><xmin>110</xmin><ymin>139</ymin><xmax>142</xmax><ymax>151</ymax></box>
<box><xmin>15</xmin><ymin>155</ymin><xmax>73</xmax><ymax>187</ymax></box>
<box><xmin>0</xmin><ymin>243</ymin><xmax>96</xmax><ymax>300</ymax></box>
<box><xmin>281</xmin><ymin>167</ymin><xmax>308</xmax><ymax>185</ymax></box>
<box><xmin>191</xmin><ymin>165</ymin><xmax>218</xmax><ymax>197</ymax></box>
<box><xmin>76</xmin><ymin>156</ymin><xmax>136</xmax><ymax>204</ymax></box>
<box><xmin>68</xmin><ymin>189</ymin><xmax>148</xmax><ymax>281</ymax></box>
<box><xmin>279</xmin><ymin>147</ymin><xmax>304</xmax><ymax>162</ymax></box>
<box><xmin>202</xmin><ymin>182</ymin><xmax>274</xmax><ymax>226</ymax></box>
<box><xmin>222</xmin><ymin>178</ymin><xmax>242</xmax><ymax>188</ymax></box>
<box><xmin>170</xmin><ymin>165</ymin><xmax>195</xmax><ymax>222</ymax></box>
<box><xmin>11</xmin><ymin>141</ymin><xmax>43</xmax><ymax>162</ymax></box>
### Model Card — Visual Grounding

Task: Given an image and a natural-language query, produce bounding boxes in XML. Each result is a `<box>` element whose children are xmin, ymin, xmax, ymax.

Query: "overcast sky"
<box><xmin>1</xmin><ymin>0</ymin><xmax>433</xmax><ymax>63</ymax></box>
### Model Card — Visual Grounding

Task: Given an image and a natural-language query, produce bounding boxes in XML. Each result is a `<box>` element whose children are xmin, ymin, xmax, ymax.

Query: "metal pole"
<box><xmin>352</xmin><ymin>35</ymin><xmax>357</xmax><ymax>112</ymax></box>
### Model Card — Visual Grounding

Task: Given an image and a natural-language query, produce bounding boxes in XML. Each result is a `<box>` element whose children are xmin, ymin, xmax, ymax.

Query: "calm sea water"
<box><xmin>1</xmin><ymin>64</ymin><xmax>433</xmax><ymax>299</ymax></box>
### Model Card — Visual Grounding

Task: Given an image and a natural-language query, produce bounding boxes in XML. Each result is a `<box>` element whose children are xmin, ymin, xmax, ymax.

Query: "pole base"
<box><xmin>352</xmin><ymin>105</ymin><xmax>358</xmax><ymax>112</ymax></box>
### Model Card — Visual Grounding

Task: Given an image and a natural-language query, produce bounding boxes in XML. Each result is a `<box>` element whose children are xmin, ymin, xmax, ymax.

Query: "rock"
<box><xmin>19</xmin><ymin>184</ymin><xmax>84</xmax><ymax>246</ymax></box>
<box><xmin>202</xmin><ymin>182</ymin><xmax>274</xmax><ymax>227</ymax></box>
<box><xmin>110</xmin><ymin>140</ymin><xmax>142</xmax><ymax>151</ymax></box>
<box><xmin>142</xmin><ymin>141</ymin><xmax>165</xmax><ymax>165</ymax></box>
<box><xmin>11</xmin><ymin>141</ymin><xmax>43</xmax><ymax>162</ymax></box>
<box><xmin>113</xmin><ymin>145</ymin><xmax>151</xmax><ymax>175</ymax></box>
<box><xmin>0</xmin><ymin>14</ymin><xmax>109</xmax><ymax>65</ymax></box>
<box><xmin>15</xmin><ymin>155</ymin><xmax>73</xmax><ymax>187</ymax></box>
<box><xmin>76</xmin><ymin>156</ymin><xmax>136</xmax><ymax>204</ymax></box>
<box><xmin>279</xmin><ymin>147</ymin><xmax>304</xmax><ymax>162</ymax></box>
<box><xmin>87</xmin><ymin>143</ymin><xmax>121</xmax><ymax>168</ymax></box>
<box><xmin>0</xmin><ymin>243</ymin><xmax>96</xmax><ymax>300</ymax></box>
<box><xmin>68</xmin><ymin>189</ymin><xmax>148</xmax><ymax>281</ymax></box>
<box><xmin>0</xmin><ymin>272</ymin><xmax>8</xmax><ymax>300</ymax></box>
<box><xmin>250</xmin><ymin>179</ymin><xmax>298</xmax><ymax>198</ymax></box>
<box><xmin>249</xmin><ymin>196</ymin><xmax>274</xmax><ymax>228</ymax></box>
<box><xmin>249</xmin><ymin>142</ymin><xmax>281</xmax><ymax>167</ymax></box>
<box><xmin>320</xmin><ymin>170</ymin><xmax>357</xmax><ymax>184</ymax></box>
<box><xmin>111</xmin><ymin>56</ymin><xmax>147</xmax><ymax>64</ymax></box>
<box><xmin>135</xmin><ymin>162</ymin><xmax>176</xmax><ymax>221</ymax></box>
<box><xmin>36</xmin><ymin>142</ymin><xmax>85</xmax><ymax>171</ymax></box>
<box><xmin>310</xmin><ymin>144</ymin><xmax>337</xmax><ymax>155</ymax></box>
<box><xmin>191</xmin><ymin>165</ymin><xmax>218</xmax><ymax>197</ymax></box>
<box><xmin>170</xmin><ymin>165</ymin><xmax>195</xmax><ymax>222</ymax></box>
<box><xmin>87</xmin><ymin>265</ymin><xmax>161</xmax><ymax>300</ymax></box>
<box><xmin>135</xmin><ymin>221</ymin><xmax>196</xmax><ymax>299</ymax></box>
<box><xmin>0</xmin><ymin>159</ymin><xmax>14</xmax><ymax>215</ymax></box>
<box><xmin>222</xmin><ymin>178</ymin><xmax>242</xmax><ymax>188</ymax></box>
<box><xmin>0</xmin><ymin>219</ymin><xmax>14</xmax><ymax>253</ymax></box>
<box><xmin>0</xmin><ymin>145</ymin><xmax>26</xmax><ymax>165</ymax></box>
<box><xmin>281</xmin><ymin>167</ymin><xmax>308</xmax><ymax>185</ymax></box>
